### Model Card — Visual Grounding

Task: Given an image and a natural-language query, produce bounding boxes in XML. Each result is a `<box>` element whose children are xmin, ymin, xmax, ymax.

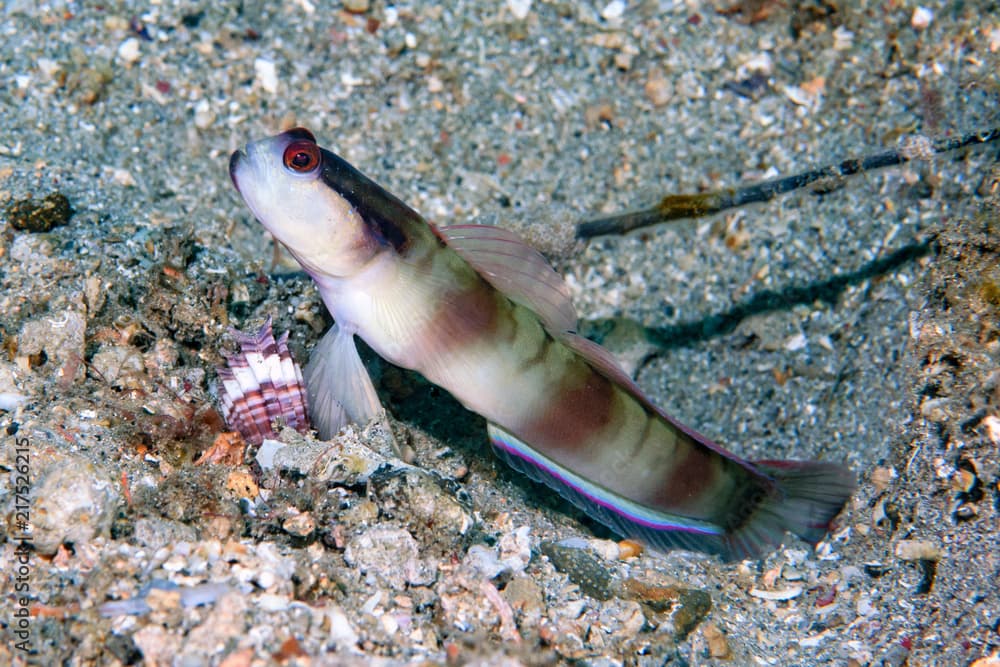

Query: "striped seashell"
<box><xmin>217</xmin><ymin>316</ymin><xmax>311</xmax><ymax>445</ymax></box>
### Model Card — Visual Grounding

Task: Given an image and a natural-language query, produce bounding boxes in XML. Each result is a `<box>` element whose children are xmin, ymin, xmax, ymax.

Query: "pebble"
<box><xmin>644</xmin><ymin>74</ymin><xmax>673</xmax><ymax>107</ymax></box>
<box><xmin>30</xmin><ymin>453</ymin><xmax>120</xmax><ymax>555</ymax></box>
<box><xmin>832</xmin><ymin>25</ymin><xmax>855</xmax><ymax>51</ymax></box>
<box><xmin>369</xmin><ymin>467</ymin><xmax>472</xmax><ymax>550</ymax></box>
<box><xmin>502</xmin><ymin>575</ymin><xmax>545</xmax><ymax>624</ymax></box>
<box><xmin>911</xmin><ymin>7</ymin><xmax>933</xmax><ymax>30</ymax></box>
<box><xmin>620</xmin><ymin>577</ymin><xmax>712</xmax><ymax>640</ymax></box>
<box><xmin>17</xmin><ymin>309</ymin><xmax>87</xmax><ymax>384</ymax></box>
<box><xmin>507</xmin><ymin>0</ymin><xmax>532</xmax><ymax>20</ymax></box>
<box><xmin>870</xmin><ymin>466</ymin><xmax>897</xmax><ymax>492</ymax></box>
<box><xmin>193</xmin><ymin>99</ymin><xmax>216</xmax><ymax>130</ymax></box>
<box><xmin>254</xmin><ymin>58</ymin><xmax>279</xmax><ymax>94</ymax></box>
<box><xmin>132</xmin><ymin>517</ymin><xmax>199</xmax><ymax>550</ymax></box>
<box><xmin>983</xmin><ymin>415</ymin><xmax>1000</xmax><ymax>444</ymax></box>
<box><xmin>344</xmin><ymin>526</ymin><xmax>437</xmax><ymax>590</ymax></box>
<box><xmin>702</xmin><ymin>622</ymin><xmax>731</xmax><ymax>659</ymax></box>
<box><xmin>176</xmin><ymin>592</ymin><xmax>248</xmax><ymax>664</ymax></box>
<box><xmin>600</xmin><ymin>0</ymin><xmax>625</xmax><ymax>21</ymax></box>
<box><xmin>117</xmin><ymin>37</ymin><xmax>141</xmax><ymax>64</ymax></box>
<box><xmin>132</xmin><ymin>626</ymin><xmax>179</xmax><ymax>666</ymax></box>
<box><xmin>342</xmin><ymin>0</ymin><xmax>370</xmax><ymax>13</ymax></box>
<box><xmin>282</xmin><ymin>510</ymin><xmax>316</xmax><ymax>538</ymax></box>
<box><xmin>5</xmin><ymin>192</ymin><xmax>73</xmax><ymax>232</ymax></box>
<box><xmin>91</xmin><ymin>345</ymin><xmax>145</xmax><ymax>387</ymax></box>
<box><xmin>263</xmin><ymin>426</ymin><xmax>389</xmax><ymax>485</ymax></box>
<box><xmin>785</xmin><ymin>332</ymin><xmax>808</xmax><ymax>351</ymax></box>
<box><xmin>0</xmin><ymin>392</ymin><xmax>25</xmax><ymax>411</ymax></box>
<box><xmin>540</xmin><ymin>540</ymin><xmax>615</xmax><ymax>600</ymax></box>
<box><xmin>894</xmin><ymin>539</ymin><xmax>941</xmax><ymax>561</ymax></box>
<box><xmin>0</xmin><ymin>363</ymin><xmax>25</xmax><ymax>407</ymax></box>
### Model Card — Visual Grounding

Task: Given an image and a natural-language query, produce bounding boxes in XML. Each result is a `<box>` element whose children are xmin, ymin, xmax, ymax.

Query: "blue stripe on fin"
<box><xmin>486</xmin><ymin>423</ymin><xmax>732</xmax><ymax>557</ymax></box>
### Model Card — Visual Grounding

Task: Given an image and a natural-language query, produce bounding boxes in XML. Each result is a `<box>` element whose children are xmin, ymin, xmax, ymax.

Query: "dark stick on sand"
<box><xmin>576</xmin><ymin>128</ymin><xmax>1000</xmax><ymax>239</ymax></box>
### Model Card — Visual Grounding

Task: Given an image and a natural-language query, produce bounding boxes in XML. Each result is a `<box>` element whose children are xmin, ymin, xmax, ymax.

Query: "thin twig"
<box><xmin>576</xmin><ymin>127</ymin><xmax>1000</xmax><ymax>239</ymax></box>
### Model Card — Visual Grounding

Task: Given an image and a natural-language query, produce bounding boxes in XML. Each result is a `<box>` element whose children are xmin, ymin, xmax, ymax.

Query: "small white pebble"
<box><xmin>117</xmin><ymin>37</ymin><xmax>141</xmax><ymax>64</ymax></box>
<box><xmin>256</xmin><ymin>593</ymin><xmax>290</xmax><ymax>611</ymax></box>
<box><xmin>255</xmin><ymin>569</ymin><xmax>277</xmax><ymax>589</ymax></box>
<box><xmin>911</xmin><ymin>6</ymin><xmax>933</xmax><ymax>30</ymax></box>
<box><xmin>990</xmin><ymin>27</ymin><xmax>1000</xmax><ymax>53</ymax></box>
<box><xmin>193</xmin><ymin>99</ymin><xmax>215</xmax><ymax>130</ymax></box>
<box><xmin>380</xmin><ymin>613</ymin><xmax>399</xmax><ymax>635</ymax></box>
<box><xmin>255</xmin><ymin>439</ymin><xmax>286</xmax><ymax>470</ymax></box>
<box><xmin>743</xmin><ymin>52</ymin><xmax>773</xmax><ymax>76</ymax></box>
<box><xmin>254</xmin><ymin>58</ymin><xmax>279</xmax><ymax>94</ymax></box>
<box><xmin>600</xmin><ymin>0</ymin><xmax>625</xmax><ymax>21</ymax></box>
<box><xmin>785</xmin><ymin>333</ymin><xmax>807</xmax><ymax>351</ymax></box>
<box><xmin>783</xmin><ymin>85</ymin><xmax>812</xmax><ymax>107</ymax></box>
<box><xmin>832</xmin><ymin>25</ymin><xmax>854</xmax><ymax>51</ymax></box>
<box><xmin>856</xmin><ymin>595</ymin><xmax>877</xmax><ymax>616</ymax></box>
<box><xmin>507</xmin><ymin>0</ymin><xmax>532</xmax><ymax>20</ymax></box>
<box><xmin>361</xmin><ymin>591</ymin><xmax>383</xmax><ymax>615</ymax></box>
<box><xmin>37</xmin><ymin>58</ymin><xmax>62</xmax><ymax>79</ymax></box>
<box><xmin>644</xmin><ymin>75</ymin><xmax>673</xmax><ymax>106</ymax></box>
<box><xmin>404</xmin><ymin>32</ymin><xmax>417</xmax><ymax>49</ymax></box>
<box><xmin>108</xmin><ymin>167</ymin><xmax>137</xmax><ymax>187</ymax></box>
<box><xmin>982</xmin><ymin>415</ymin><xmax>1000</xmax><ymax>445</ymax></box>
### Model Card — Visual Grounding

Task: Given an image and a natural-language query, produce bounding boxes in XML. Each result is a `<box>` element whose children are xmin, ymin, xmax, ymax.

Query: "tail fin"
<box><xmin>723</xmin><ymin>461</ymin><xmax>855</xmax><ymax>560</ymax></box>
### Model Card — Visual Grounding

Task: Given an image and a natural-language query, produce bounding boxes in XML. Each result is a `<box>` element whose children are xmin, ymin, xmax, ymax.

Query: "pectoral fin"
<box><xmin>304</xmin><ymin>323</ymin><xmax>383</xmax><ymax>439</ymax></box>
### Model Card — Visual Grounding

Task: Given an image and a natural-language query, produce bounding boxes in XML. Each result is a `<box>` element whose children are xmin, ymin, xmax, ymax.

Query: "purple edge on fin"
<box><xmin>487</xmin><ymin>423</ymin><xmax>733</xmax><ymax>558</ymax></box>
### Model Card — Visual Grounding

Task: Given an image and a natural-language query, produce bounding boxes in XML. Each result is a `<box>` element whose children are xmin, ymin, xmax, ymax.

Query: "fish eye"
<box><xmin>282</xmin><ymin>140</ymin><xmax>321</xmax><ymax>173</ymax></box>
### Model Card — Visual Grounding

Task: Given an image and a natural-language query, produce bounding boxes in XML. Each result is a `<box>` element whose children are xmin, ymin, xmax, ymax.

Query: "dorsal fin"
<box><xmin>439</xmin><ymin>224</ymin><xmax>578</xmax><ymax>333</ymax></box>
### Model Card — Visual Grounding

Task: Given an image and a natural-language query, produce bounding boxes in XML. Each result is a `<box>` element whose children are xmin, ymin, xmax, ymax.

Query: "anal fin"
<box><xmin>486</xmin><ymin>423</ymin><xmax>729</xmax><ymax>557</ymax></box>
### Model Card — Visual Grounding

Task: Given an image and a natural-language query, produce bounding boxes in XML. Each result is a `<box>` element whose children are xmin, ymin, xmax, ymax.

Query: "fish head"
<box><xmin>229</xmin><ymin>127</ymin><xmax>386</xmax><ymax>281</ymax></box>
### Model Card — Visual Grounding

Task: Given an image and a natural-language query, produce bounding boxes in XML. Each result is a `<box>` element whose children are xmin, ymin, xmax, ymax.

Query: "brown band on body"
<box><xmin>647</xmin><ymin>443</ymin><xmax>723</xmax><ymax>514</ymax></box>
<box><xmin>519</xmin><ymin>361</ymin><xmax>617</xmax><ymax>456</ymax></box>
<box><xmin>419</xmin><ymin>273</ymin><xmax>503</xmax><ymax>355</ymax></box>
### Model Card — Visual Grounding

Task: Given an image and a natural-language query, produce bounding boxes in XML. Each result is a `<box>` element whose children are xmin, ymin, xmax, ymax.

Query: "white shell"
<box><xmin>217</xmin><ymin>316</ymin><xmax>310</xmax><ymax>445</ymax></box>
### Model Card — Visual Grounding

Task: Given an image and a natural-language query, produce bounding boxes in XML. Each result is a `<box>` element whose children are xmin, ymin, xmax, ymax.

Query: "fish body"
<box><xmin>229</xmin><ymin>128</ymin><xmax>854</xmax><ymax>559</ymax></box>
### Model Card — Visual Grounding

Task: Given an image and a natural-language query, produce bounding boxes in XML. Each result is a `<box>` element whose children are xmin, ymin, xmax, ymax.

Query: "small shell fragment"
<box><xmin>910</xmin><ymin>6</ymin><xmax>933</xmax><ymax>30</ymax></box>
<box><xmin>749</xmin><ymin>586</ymin><xmax>803</xmax><ymax>601</ymax></box>
<box><xmin>254</xmin><ymin>58</ymin><xmax>279</xmax><ymax>94</ymax></box>
<box><xmin>983</xmin><ymin>415</ymin><xmax>1000</xmax><ymax>445</ymax></box>
<box><xmin>217</xmin><ymin>316</ymin><xmax>311</xmax><ymax>446</ymax></box>
<box><xmin>507</xmin><ymin>0</ymin><xmax>532</xmax><ymax>20</ymax></box>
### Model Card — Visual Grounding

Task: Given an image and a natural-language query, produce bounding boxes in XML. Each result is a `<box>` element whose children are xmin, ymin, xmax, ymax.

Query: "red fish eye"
<box><xmin>282</xmin><ymin>140</ymin><xmax>320</xmax><ymax>173</ymax></box>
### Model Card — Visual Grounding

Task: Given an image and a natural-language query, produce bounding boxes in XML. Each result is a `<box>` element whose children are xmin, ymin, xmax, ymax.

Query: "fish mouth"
<box><xmin>229</xmin><ymin>148</ymin><xmax>247</xmax><ymax>194</ymax></box>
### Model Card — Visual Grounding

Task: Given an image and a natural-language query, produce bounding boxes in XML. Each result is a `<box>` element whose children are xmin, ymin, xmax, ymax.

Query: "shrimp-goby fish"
<box><xmin>229</xmin><ymin>128</ymin><xmax>855</xmax><ymax>560</ymax></box>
